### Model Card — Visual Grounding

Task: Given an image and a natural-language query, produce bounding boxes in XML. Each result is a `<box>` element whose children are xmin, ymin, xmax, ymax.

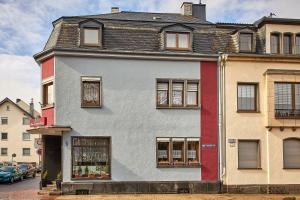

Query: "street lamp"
<box><xmin>11</xmin><ymin>153</ymin><xmax>16</xmax><ymax>164</ymax></box>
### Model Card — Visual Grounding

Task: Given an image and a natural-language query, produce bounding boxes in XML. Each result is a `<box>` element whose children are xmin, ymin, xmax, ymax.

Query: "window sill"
<box><xmin>81</xmin><ymin>106</ymin><xmax>102</xmax><ymax>109</ymax></box>
<box><xmin>237</xmin><ymin>110</ymin><xmax>260</xmax><ymax>113</ymax></box>
<box><xmin>237</xmin><ymin>168</ymin><xmax>262</xmax><ymax>170</ymax></box>
<box><xmin>42</xmin><ymin>104</ymin><xmax>55</xmax><ymax>110</ymax></box>
<box><xmin>156</xmin><ymin>106</ymin><xmax>200</xmax><ymax>110</ymax></box>
<box><xmin>157</xmin><ymin>164</ymin><xmax>201</xmax><ymax>168</ymax></box>
<box><xmin>23</xmin><ymin>140</ymin><xmax>31</xmax><ymax>141</ymax></box>
<box><xmin>283</xmin><ymin>168</ymin><xmax>300</xmax><ymax>170</ymax></box>
<box><xmin>1</xmin><ymin>139</ymin><xmax>8</xmax><ymax>141</ymax></box>
<box><xmin>0</xmin><ymin>155</ymin><xmax>8</xmax><ymax>156</ymax></box>
<box><xmin>71</xmin><ymin>177</ymin><xmax>111</xmax><ymax>181</ymax></box>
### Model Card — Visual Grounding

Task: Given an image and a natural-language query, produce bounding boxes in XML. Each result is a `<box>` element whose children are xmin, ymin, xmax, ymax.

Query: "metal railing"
<box><xmin>275</xmin><ymin>109</ymin><xmax>300</xmax><ymax>119</ymax></box>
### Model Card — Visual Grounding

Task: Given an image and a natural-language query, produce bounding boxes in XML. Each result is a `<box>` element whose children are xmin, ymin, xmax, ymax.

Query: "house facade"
<box><xmin>30</xmin><ymin>2</ymin><xmax>222</xmax><ymax>194</ymax></box>
<box><xmin>0</xmin><ymin>98</ymin><xmax>40</xmax><ymax>165</ymax></box>
<box><xmin>219</xmin><ymin>18</ymin><xmax>300</xmax><ymax>193</ymax></box>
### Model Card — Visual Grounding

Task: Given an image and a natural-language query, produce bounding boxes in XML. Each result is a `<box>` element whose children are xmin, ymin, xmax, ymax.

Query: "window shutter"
<box><xmin>284</xmin><ymin>139</ymin><xmax>300</xmax><ymax>168</ymax></box>
<box><xmin>238</xmin><ymin>141</ymin><xmax>259</xmax><ymax>168</ymax></box>
<box><xmin>172</xmin><ymin>83</ymin><xmax>183</xmax><ymax>91</ymax></box>
<box><xmin>187</xmin><ymin>83</ymin><xmax>198</xmax><ymax>91</ymax></box>
<box><xmin>157</xmin><ymin>83</ymin><xmax>168</xmax><ymax>90</ymax></box>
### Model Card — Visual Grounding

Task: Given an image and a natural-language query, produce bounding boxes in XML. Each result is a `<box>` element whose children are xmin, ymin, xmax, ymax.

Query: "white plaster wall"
<box><xmin>55</xmin><ymin>57</ymin><xmax>201</xmax><ymax>182</ymax></box>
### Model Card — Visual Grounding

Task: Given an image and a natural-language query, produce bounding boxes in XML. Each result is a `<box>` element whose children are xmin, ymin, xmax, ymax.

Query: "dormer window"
<box><xmin>166</xmin><ymin>32</ymin><xmax>190</xmax><ymax>50</ymax></box>
<box><xmin>239</xmin><ymin>33</ymin><xmax>253</xmax><ymax>52</ymax></box>
<box><xmin>271</xmin><ymin>33</ymin><xmax>280</xmax><ymax>54</ymax></box>
<box><xmin>79</xmin><ymin>19</ymin><xmax>103</xmax><ymax>47</ymax></box>
<box><xmin>296</xmin><ymin>34</ymin><xmax>300</xmax><ymax>54</ymax></box>
<box><xmin>83</xmin><ymin>28</ymin><xmax>100</xmax><ymax>46</ymax></box>
<box><xmin>283</xmin><ymin>33</ymin><xmax>292</xmax><ymax>54</ymax></box>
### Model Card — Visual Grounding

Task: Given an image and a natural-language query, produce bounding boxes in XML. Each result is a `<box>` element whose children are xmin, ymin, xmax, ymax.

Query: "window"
<box><xmin>22</xmin><ymin>148</ymin><xmax>30</xmax><ymax>156</ymax></box>
<box><xmin>275</xmin><ymin>83</ymin><xmax>300</xmax><ymax>118</ymax></box>
<box><xmin>81</xmin><ymin>77</ymin><xmax>101</xmax><ymax>107</ymax></box>
<box><xmin>172</xmin><ymin>138</ymin><xmax>185</xmax><ymax>165</ymax></box>
<box><xmin>296</xmin><ymin>35</ymin><xmax>300</xmax><ymax>54</ymax></box>
<box><xmin>283</xmin><ymin>34</ymin><xmax>292</xmax><ymax>54</ymax></box>
<box><xmin>166</xmin><ymin>32</ymin><xmax>190</xmax><ymax>50</ymax></box>
<box><xmin>1</xmin><ymin>117</ymin><xmax>8</xmax><ymax>125</ymax></box>
<box><xmin>23</xmin><ymin>132</ymin><xmax>31</xmax><ymax>141</ymax></box>
<box><xmin>1</xmin><ymin>148</ymin><xmax>7</xmax><ymax>156</ymax></box>
<box><xmin>72</xmin><ymin>137</ymin><xmax>110</xmax><ymax>180</ymax></box>
<box><xmin>6</xmin><ymin>105</ymin><xmax>10</xmax><ymax>111</ymax></box>
<box><xmin>23</xmin><ymin>117</ymin><xmax>30</xmax><ymax>125</ymax></box>
<box><xmin>83</xmin><ymin>28</ymin><xmax>100</xmax><ymax>46</ymax></box>
<box><xmin>187</xmin><ymin>83</ymin><xmax>199</xmax><ymax>106</ymax></box>
<box><xmin>156</xmin><ymin>137</ymin><xmax>200</xmax><ymax>167</ymax></box>
<box><xmin>43</xmin><ymin>82</ymin><xmax>54</xmax><ymax>106</ymax></box>
<box><xmin>271</xmin><ymin>33</ymin><xmax>280</xmax><ymax>54</ymax></box>
<box><xmin>239</xmin><ymin>33</ymin><xmax>253</xmax><ymax>52</ymax></box>
<box><xmin>237</xmin><ymin>83</ymin><xmax>258</xmax><ymax>112</ymax></box>
<box><xmin>157</xmin><ymin>79</ymin><xmax>199</xmax><ymax>108</ymax></box>
<box><xmin>238</xmin><ymin>140</ymin><xmax>260</xmax><ymax>169</ymax></box>
<box><xmin>157</xmin><ymin>82</ymin><xmax>169</xmax><ymax>106</ymax></box>
<box><xmin>172</xmin><ymin>82</ymin><xmax>184</xmax><ymax>106</ymax></box>
<box><xmin>1</xmin><ymin>133</ymin><xmax>7</xmax><ymax>140</ymax></box>
<box><xmin>187</xmin><ymin>138</ymin><xmax>200</xmax><ymax>165</ymax></box>
<box><xmin>283</xmin><ymin>138</ymin><xmax>300</xmax><ymax>169</ymax></box>
<box><xmin>157</xmin><ymin>138</ymin><xmax>170</xmax><ymax>166</ymax></box>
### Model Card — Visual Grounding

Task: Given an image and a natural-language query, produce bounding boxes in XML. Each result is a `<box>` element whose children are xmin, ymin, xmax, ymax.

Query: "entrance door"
<box><xmin>43</xmin><ymin>135</ymin><xmax>61</xmax><ymax>181</ymax></box>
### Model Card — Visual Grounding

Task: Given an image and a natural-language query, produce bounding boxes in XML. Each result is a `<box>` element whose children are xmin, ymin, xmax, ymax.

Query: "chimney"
<box><xmin>30</xmin><ymin>98</ymin><xmax>34</xmax><ymax>117</ymax></box>
<box><xmin>181</xmin><ymin>1</ymin><xmax>206</xmax><ymax>21</ymax></box>
<box><xmin>16</xmin><ymin>98</ymin><xmax>21</xmax><ymax>103</ymax></box>
<box><xmin>111</xmin><ymin>7</ymin><xmax>119</xmax><ymax>13</ymax></box>
<box><xmin>181</xmin><ymin>2</ymin><xmax>193</xmax><ymax>16</ymax></box>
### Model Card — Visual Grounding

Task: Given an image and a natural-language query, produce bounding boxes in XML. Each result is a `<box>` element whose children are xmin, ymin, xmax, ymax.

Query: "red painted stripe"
<box><xmin>200</xmin><ymin>61</ymin><xmax>218</xmax><ymax>181</ymax></box>
<box><xmin>42</xmin><ymin>57</ymin><xmax>54</xmax><ymax>80</ymax></box>
<box><xmin>42</xmin><ymin>107</ymin><xmax>54</xmax><ymax>126</ymax></box>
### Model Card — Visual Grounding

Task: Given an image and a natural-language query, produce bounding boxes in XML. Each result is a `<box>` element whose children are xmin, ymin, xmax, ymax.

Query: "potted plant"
<box><xmin>84</xmin><ymin>166</ymin><xmax>89</xmax><ymax>177</ymax></box>
<box><xmin>77</xmin><ymin>166</ymin><xmax>82</xmax><ymax>177</ymax></box>
<box><xmin>41</xmin><ymin>170</ymin><xmax>48</xmax><ymax>188</ymax></box>
<box><xmin>56</xmin><ymin>171</ymin><xmax>62</xmax><ymax>190</ymax></box>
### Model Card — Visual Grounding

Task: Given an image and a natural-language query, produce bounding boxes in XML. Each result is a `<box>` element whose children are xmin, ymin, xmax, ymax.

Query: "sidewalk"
<box><xmin>56</xmin><ymin>194</ymin><xmax>299</xmax><ymax>200</ymax></box>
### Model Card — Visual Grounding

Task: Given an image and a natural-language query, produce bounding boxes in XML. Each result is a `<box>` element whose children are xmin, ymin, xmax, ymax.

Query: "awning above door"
<box><xmin>27</xmin><ymin>125</ymin><xmax>72</xmax><ymax>136</ymax></box>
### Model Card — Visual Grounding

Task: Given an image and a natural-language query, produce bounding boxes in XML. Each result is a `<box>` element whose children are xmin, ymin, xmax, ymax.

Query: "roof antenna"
<box><xmin>269</xmin><ymin>12</ymin><xmax>276</xmax><ymax>18</ymax></box>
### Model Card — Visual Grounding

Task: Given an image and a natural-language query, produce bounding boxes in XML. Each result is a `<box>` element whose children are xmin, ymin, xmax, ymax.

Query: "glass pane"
<box><xmin>178</xmin><ymin>33</ymin><xmax>189</xmax><ymax>48</ymax></box>
<box><xmin>187</xmin><ymin>92</ymin><xmax>197</xmax><ymax>105</ymax></box>
<box><xmin>83</xmin><ymin>82</ymin><xmax>100</xmax><ymax>106</ymax></box>
<box><xmin>295</xmin><ymin>84</ymin><xmax>300</xmax><ymax>110</ymax></box>
<box><xmin>47</xmin><ymin>84</ymin><xmax>54</xmax><ymax>104</ymax></box>
<box><xmin>157</xmin><ymin>142</ymin><xmax>169</xmax><ymax>165</ymax></box>
<box><xmin>166</xmin><ymin>33</ymin><xmax>176</xmax><ymax>48</ymax></box>
<box><xmin>187</xmin><ymin>141</ymin><xmax>199</xmax><ymax>164</ymax></box>
<box><xmin>84</xmin><ymin>29</ymin><xmax>99</xmax><ymax>44</ymax></box>
<box><xmin>284</xmin><ymin>35</ymin><xmax>292</xmax><ymax>54</ymax></box>
<box><xmin>296</xmin><ymin>36</ymin><xmax>300</xmax><ymax>54</ymax></box>
<box><xmin>239</xmin><ymin>33</ymin><xmax>252</xmax><ymax>52</ymax></box>
<box><xmin>271</xmin><ymin>34</ymin><xmax>279</xmax><ymax>54</ymax></box>
<box><xmin>237</xmin><ymin>84</ymin><xmax>256</xmax><ymax>110</ymax></box>
<box><xmin>238</xmin><ymin>141</ymin><xmax>259</xmax><ymax>168</ymax></box>
<box><xmin>72</xmin><ymin>137</ymin><xmax>110</xmax><ymax>180</ymax></box>
<box><xmin>157</xmin><ymin>91</ymin><xmax>168</xmax><ymax>105</ymax></box>
<box><xmin>275</xmin><ymin>83</ymin><xmax>292</xmax><ymax>109</ymax></box>
<box><xmin>172</xmin><ymin>83</ymin><xmax>183</xmax><ymax>105</ymax></box>
<box><xmin>173</xmin><ymin>141</ymin><xmax>184</xmax><ymax>164</ymax></box>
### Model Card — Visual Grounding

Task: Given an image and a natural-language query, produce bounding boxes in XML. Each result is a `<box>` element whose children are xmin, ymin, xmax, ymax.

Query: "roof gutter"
<box><xmin>33</xmin><ymin>48</ymin><xmax>219</xmax><ymax>63</ymax></box>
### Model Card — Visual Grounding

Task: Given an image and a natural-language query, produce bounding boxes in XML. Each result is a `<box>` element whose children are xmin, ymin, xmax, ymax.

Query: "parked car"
<box><xmin>0</xmin><ymin>166</ymin><xmax>23</xmax><ymax>183</ymax></box>
<box><xmin>18</xmin><ymin>164</ymin><xmax>36</xmax><ymax>178</ymax></box>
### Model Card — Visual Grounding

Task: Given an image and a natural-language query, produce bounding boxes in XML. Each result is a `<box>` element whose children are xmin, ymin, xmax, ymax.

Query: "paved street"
<box><xmin>0</xmin><ymin>174</ymin><xmax>56</xmax><ymax>200</ymax></box>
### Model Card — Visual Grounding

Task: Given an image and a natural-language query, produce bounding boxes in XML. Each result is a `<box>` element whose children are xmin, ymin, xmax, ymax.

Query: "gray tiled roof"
<box><xmin>41</xmin><ymin>12</ymin><xmax>247</xmax><ymax>56</ymax></box>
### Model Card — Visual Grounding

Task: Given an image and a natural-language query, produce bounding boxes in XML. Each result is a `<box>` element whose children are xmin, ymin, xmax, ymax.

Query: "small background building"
<box><xmin>0</xmin><ymin>98</ymin><xmax>40</xmax><ymax>165</ymax></box>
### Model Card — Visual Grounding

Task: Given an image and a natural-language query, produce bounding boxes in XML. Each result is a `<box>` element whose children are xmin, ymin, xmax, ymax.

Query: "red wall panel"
<box><xmin>42</xmin><ymin>57</ymin><xmax>54</xmax><ymax>80</ymax></box>
<box><xmin>200</xmin><ymin>61</ymin><xmax>218</xmax><ymax>181</ymax></box>
<box><xmin>42</xmin><ymin>107</ymin><xmax>54</xmax><ymax>126</ymax></box>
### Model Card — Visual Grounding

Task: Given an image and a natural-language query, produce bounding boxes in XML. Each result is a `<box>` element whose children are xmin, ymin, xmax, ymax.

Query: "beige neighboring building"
<box><xmin>0</xmin><ymin>98</ymin><xmax>40</xmax><ymax>165</ymax></box>
<box><xmin>219</xmin><ymin>17</ymin><xmax>300</xmax><ymax>193</ymax></box>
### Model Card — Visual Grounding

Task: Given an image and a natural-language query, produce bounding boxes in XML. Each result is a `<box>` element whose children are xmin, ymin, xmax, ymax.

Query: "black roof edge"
<box><xmin>159</xmin><ymin>23</ymin><xmax>195</xmax><ymax>32</ymax></box>
<box><xmin>0</xmin><ymin>98</ymin><xmax>35</xmax><ymax>119</ymax></box>
<box><xmin>255</xmin><ymin>16</ymin><xmax>300</xmax><ymax>27</ymax></box>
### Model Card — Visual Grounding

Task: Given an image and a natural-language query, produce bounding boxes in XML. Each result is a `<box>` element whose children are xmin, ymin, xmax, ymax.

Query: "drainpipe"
<box><xmin>217</xmin><ymin>53</ymin><xmax>228</xmax><ymax>184</ymax></box>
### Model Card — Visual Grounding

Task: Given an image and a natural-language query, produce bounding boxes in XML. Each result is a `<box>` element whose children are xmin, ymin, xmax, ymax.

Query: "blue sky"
<box><xmin>0</xmin><ymin>0</ymin><xmax>300</xmax><ymax>110</ymax></box>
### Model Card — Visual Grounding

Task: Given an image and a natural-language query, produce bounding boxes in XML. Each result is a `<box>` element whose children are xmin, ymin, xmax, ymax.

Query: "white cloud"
<box><xmin>0</xmin><ymin>54</ymin><xmax>40</xmax><ymax>111</ymax></box>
